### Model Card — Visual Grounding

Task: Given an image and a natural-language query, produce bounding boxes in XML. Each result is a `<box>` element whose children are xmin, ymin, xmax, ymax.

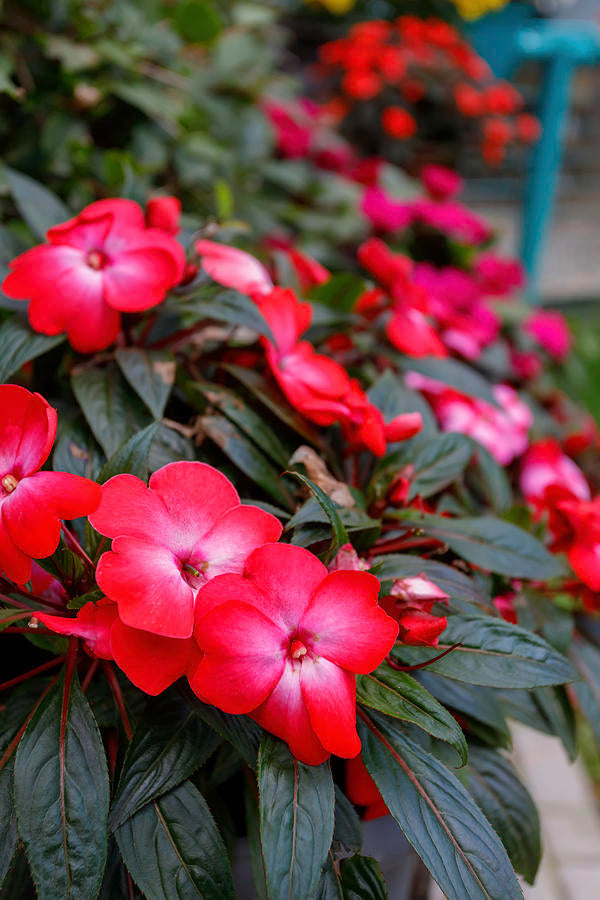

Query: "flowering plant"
<box><xmin>0</xmin><ymin>7</ymin><xmax>599</xmax><ymax>900</ymax></box>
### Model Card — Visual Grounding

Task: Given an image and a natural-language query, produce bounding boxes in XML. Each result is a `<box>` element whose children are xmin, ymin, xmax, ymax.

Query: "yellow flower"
<box><xmin>451</xmin><ymin>0</ymin><xmax>509</xmax><ymax>20</ymax></box>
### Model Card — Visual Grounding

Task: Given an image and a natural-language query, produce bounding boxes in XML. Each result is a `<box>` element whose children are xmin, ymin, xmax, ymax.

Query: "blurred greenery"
<box><xmin>561</xmin><ymin>306</ymin><xmax>600</xmax><ymax>426</ymax></box>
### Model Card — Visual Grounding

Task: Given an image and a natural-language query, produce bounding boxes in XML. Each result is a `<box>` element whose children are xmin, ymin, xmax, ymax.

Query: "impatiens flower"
<box><xmin>493</xmin><ymin>593</ymin><xmax>518</xmax><ymax>624</ymax></box>
<box><xmin>361</xmin><ymin>187</ymin><xmax>414</xmax><ymax>233</ymax></box>
<box><xmin>381</xmin><ymin>575</ymin><xmax>449</xmax><ymax>647</ymax></box>
<box><xmin>0</xmin><ymin>384</ymin><xmax>101</xmax><ymax>584</ymax></box>
<box><xmin>547</xmin><ymin>496</ymin><xmax>600</xmax><ymax>591</ymax></box>
<box><xmin>474</xmin><ymin>253</ymin><xmax>524</xmax><ymax>297</ymax></box>
<box><xmin>421</xmin><ymin>165</ymin><xmax>463</xmax><ymax>201</ymax></box>
<box><xmin>89</xmin><ymin>461</ymin><xmax>282</xmax><ymax>640</ymax></box>
<box><xmin>520</xmin><ymin>439</ymin><xmax>590</xmax><ymax>510</ymax></box>
<box><xmin>346</xmin><ymin>754</ymin><xmax>389</xmax><ymax>820</ymax></box>
<box><xmin>37</xmin><ymin>598</ymin><xmax>203</xmax><ymax>695</ymax></box>
<box><xmin>190</xmin><ymin>543</ymin><xmax>398</xmax><ymax>765</ymax></box>
<box><xmin>30</xmin><ymin>561</ymin><xmax>68</xmax><ymax>606</ymax></box>
<box><xmin>328</xmin><ymin>542</ymin><xmax>369</xmax><ymax>572</ymax></box>
<box><xmin>524</xmin><ymin>310</ymin><xmax>572</xmax><ymax>360</ymax></box>
<box><xmin>2</xmin><ymin>199</ymin><xmax>185</xmax><ymax>353</ymax></box>
<box><xmin>195</xmin><ymin>240</ymin><xmax>273</xmax><ymax>299</ymax></box>
<box><xmin>284</xmin><ymin>248</ymin><xmax>330</xmax><ymax>292</ymax></box>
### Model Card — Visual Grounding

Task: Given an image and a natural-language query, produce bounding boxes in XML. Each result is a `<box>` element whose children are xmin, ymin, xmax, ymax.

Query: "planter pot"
<box><xmin>232</xmin><ymin>815</ymin><xmax>428</xmax><ymax>899</ymax></box>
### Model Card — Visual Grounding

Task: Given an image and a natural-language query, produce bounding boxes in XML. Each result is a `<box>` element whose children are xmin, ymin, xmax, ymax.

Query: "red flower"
<box><xmin>345</xmin><ymin>754</ymin><xmax>388</xmax><ymax>820</ymax></box>
<box><xmin>454</xmin><ymin>83</ymin><xmax>484</xmax><ymax>117</ymax></box>
<box><xmin>381</xmin><ymin>106</ymin><xmax>416</xmax><ymax>139</ymax></box>
<box><xmin>520</xmin><ymin>438</ymin><xmax>589</xmax><ymax>510</ymax></box>
<box><xmin>342</xmin><ymin>70</ymin><xmax>382</xmax><ymax>100</ymax></box>
<box><xmin>37</xmin><ymin>598</ymin><xmax>203</xmax><ymax>695</ymax></box>
<box><xmin>548</xmin><ymin>496</ymin><xmax>600</xmax><ymax>591</ymax></box>
<box><xmin>89</xmin><ymin>461</ymin><xmax>282</xmax><ymax>640</ymax></box>
<box><xmin>421</xmin><ymin>165</ymin><xmax>463</xmax><ymax>201</ymax></box>
<box><xmin>516</xmin><ymin>113</ymin><xmax>541</xmax><ymax>143</ymax></box>
<box><xmin>284</xmin><ymin>248</ymin><xmax>330</xmax><ymax>292</ymax></box>
<box><xmin>483</xmin><ymin>83</ymin><xmax>522</xmax><ymax>116</ymax></box>
<box><xmin>381</xmin><ymin>575</ymin><xmax>449</xmax><ymax>646</ymax></box>
<box><xmin>493</xmin><ymin>593</ymin><xmax>518</xmax><ymax>625</ymax></box>
<box><xmin>190</xmin><ymin>543</ymin><xmax>398</xmax><ymax>765</ymax></box>
<box><xmin>2</xmin><ymin>199</ymin><xmax>185</xmax><ymax>353</ymax></box>
<box><xmin>0</xmin><ymin>385</ymin><xmax>101</xmax><ymax>584</ymax></box>
<box><xmin>195</xmin><ymin>240</ymin><xmax>273</xmax><ymax>299</ymax></box>
<box><xmin>524</xmin><ymin>310</ymin><xmax>572</xmax><ymax>360</ymax></box>
<box><xmin>145</xmin><ymin>196</ymin><xmax>181</xmax><ymax>235</ymax></box>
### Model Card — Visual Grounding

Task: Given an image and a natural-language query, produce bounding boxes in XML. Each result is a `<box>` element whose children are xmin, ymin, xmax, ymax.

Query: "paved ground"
<box><xmin>428</xmin><ymin>723</ymin><xmax>600</xmax><ymax>899</ymax></box>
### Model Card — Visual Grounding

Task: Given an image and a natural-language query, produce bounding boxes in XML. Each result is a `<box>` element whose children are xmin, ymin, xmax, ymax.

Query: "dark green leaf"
<box><xmin>53</xmin><ymin>417</ymin><xmax>104</xmax><ymax>479</ymax></box>
<box><xmin>340</xmin><ymin>854</ymin><xmax>388</xmax><ymax>900</ymax></box>
<box><xmin>0</xmin><ymin>761</ymin><xmax>18</xmax><ymax>889</ymax></box>
<box><xmin>14</xmin><ymin>669</ymin><xmax>110</xmax><ymax>900</ymax></box>
<box><xmin>401</xmin><ymin>433</ymin><xmax>473</xmax><ymax>499</ymax></box>
<box><xmin>466</xmin><ymin>746</ymin><xmax>540</xmax><ymax>884</ymax></box>
<box><xmin>392</xmin><ymin>614</ymin><xmax>576</xmax><ymax>688</ymax></box>
<box><xmin>373</xmin><ymin>555</ymin><xmax>490</xmax><ymax>611</ymax></box>
<box><xmin>5</xmin><ymin>168</ymin><xmax>70</xmax><ymax>238</ymax></box>
<box><xmin>258</xmin><ymin>736</ymin><xmax>335</xmax><ymax>900</ymax></box>
<box><xmin>358</xmin><ymin>714</ymin><xmax>522</xmax><ymax>900</ymax></box>
<box><xmin>357</xmin><ymin>666</ymin><xmax>467</xmax><ymax>764</ymax></box>
<box><xmin>110</xmin><ymin>693</ymin><xmax>220</xmax><ymax>829</ymax></box>
<box><xmin>334</xmin><ymin>786</ymin><xmax>362</xmax><ymax>854</ymax></box>
<box><xmin>200</xmin><ymin>413</ymin><xmax>292</xmax><ymax>508</ymax></box>
<box><xmin>98</xmin><ymin>423</ymin><xmax>159</xmax><ymax>483</ymax></box>
<box><xmin>0</xmin><ymin>848</ymin><xmax>35</xmax><ymax>900</ymax></box>
<box><xmin>194</xmin><ymin>702</ymin><xmax>261</xmax><ymax>769</ymax></box>
<box><xmin>0</xmin><ymin>317</ymin><xmax>64</xmax><ymax>382</ymax></box>
<box><xmin>99</xmin><ymin>838</ymin><xmax>139</xmax><ymax>900</ymax></box>
<box><xmin>72</xmin><ymin>365</ymin><xmax>152</xmax><ymax>457</ymax></box>
<box><xmin>416</xmin><ymin>673</ymin><xmax>511</xmax><ymax>749</ymax></box>
<box><xmin>315</xmin><ymin>854</ymin><xmax>343</xmax><ymax>900</ymax></box>
<box><xmin>399</xmin><ymin>356</ymin><xmax>499</xmax><ymax>406</ymax></box>
<box><xmin>392</xmin><ymin>615</ymin><xmax>577</xmax><ymax>688</ymax></box>
<box><xmin>182</xmin><ymin>288</ymin><xmax>274</xmax><ymax>340</ymax></box>
<box><xmin>243</xmin><ymin>780</ymin><xmax>268</xmax><ymax>900</ymax></box>
<box><xmin>286</xmin><ymin>472</ymin><xmax>348</xmax><ymax>562</ymax></box>
<box><xmin>148</xmin><ymin>422</ymin><xmax>195</xmax><ymax>471</ymax></box>
<box><xmin>469</xmin><ymin>444</ymin><xmax>513</xmax><ymax>513</ymax></box>
<box><xmin>174</xmin><ymin>0</ymin><xmax>222</xmax><ymax>43</ymax></box>
<box><xmin>115</xmin><ymin>780</ymin><xmax>235</xmax><ymax>900</ymax></box>
<box><xmin>395</xmin><ymin>511</ymin><xmax>565</xmax><ymax>580</ymax></box>
<box><xmin>368</xmin><ymin>370</ymin><xmax>438</xmax><ymax>439</ymax></box>
<box><xmin>310</xmin><ymin>273</ymin><xmax>365</xmax><ymax>312</ymax></box>
<box><xmin>115</xmin><ymin>348</ymin><xmax>175</xmax><ymax>420</ymax></box>
<box><xmin>570</xmin><ymin>638</ymin><xmax>600</xmax><ymax>747</ymax></box>
<box><xmin>532</xmin><ymin>686</ymin><xmax>577</xmax><ymax>761</ymax></box>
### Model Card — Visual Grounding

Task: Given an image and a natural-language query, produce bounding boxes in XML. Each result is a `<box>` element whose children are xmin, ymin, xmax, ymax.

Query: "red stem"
<box><xmin>386</xmin><ymin>642</ymin><xmax>462</xmax><ymax>672</ymax></box>
<box><xmin>102</xmin><ymin>661</ymin><xmax>133</xmax><ymax>739</ymax></box>
<box><xmin>81</xmin><ymin>659</ymin><xmax>99</xmax><ymax>694</ymax></box>
<box><xmin>0</xmin><ymin>654</ymin><xmax>66</xmax><ymax>694</ymax></box>
<box><xmin>374</xmin><ymin>537</ymin><xmax>443</xmax><ymax>555</ymax></box>
<box><xmin>2</xmin><ymin>627</ymin><xmax>36</xmax><ymax>634</ymax></box>
<box><xmin>0</xmin><ymin>672</ymin><xmax>61</xmax><ymax>773</ymax></box>
<box><xmin>62</xmin><ymin>525</ymin><xmax>95</xmax><ymax>571</ymax></box>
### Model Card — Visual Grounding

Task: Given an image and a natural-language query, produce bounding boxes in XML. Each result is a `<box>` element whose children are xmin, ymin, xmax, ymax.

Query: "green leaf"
<box><xmin>395</xmin><ymin>511</ymin><xmax>565</xmax><ymax>580</ymax></box>
<box><xmin>340</xmin><ymin>854</ymin><xmax>388</xmax><ymax>900</ymax></box>
<box><xmin>109</xmin><ymin>693</ymin><xmax>220</xmax><ymax>829</ymax></box>
<box><xmin>0</xmin><ymin>761</ymin><xmax>18</xmax><ymax>889</ymax></box>
<box><xmin>200</xmin><ymin>413</ymin><xmax>292</xmax><ymax>508</ymax></box>
<box><xmin>315</xmin><ymin>854</ymin><xmax>343</xmax><ymax>900</ymax></box>
<box><xmin>532</xmin><ymin>686</ymin><xmax>577</xmax><ymax>761</ymax></box>
<box><xmin>174</xmin><ymin>0</ymin><xmax>222</xmax><ymax>43</ymax></box>
<box><xmin>181</xmin><ymin>288</ymin><xmax>274</xmax><ymax>340</ymax></box>
<box><xmin>469</xmin><ymin>444</ymin><xmax>513</xmax><ymax>513</ymax></box>
<box><xmin>310</xmin><ymin>273</ymin><xmax>365</xmax><ymax>312</ymax></box>
<box><xmin>72</xmin><ymin>365</ymin><xmax>152</xmax><ymax>457</ymax></box>
<box><xmin>286</xmin><ymin>472</ymin><xmax>348</xmax><ymax>562</ymax></box>
<box><xmin>0</xmin><ymin>317</ymin><xmax>64</xmax><ymax>382</ymax></box>
<box><xmin>400</xmin><ymin>356</ymin><xmax>499</xmax><ymax>407</ymax></box>
<box><xmin>570</xmin><ymin>637</ymin><xmax>600</xmax><ymax>747</ymax></box>
<box><xmin>97</xmin><ymin>422</ymin><xmax>159</xmax><ymax>483</ymax></box>
<box><xmin>258</xmin><ymin>736</ymin><xmax>335</xmax><ymax>900</ymax></box>
<box><xmin>115</xmin><ymin>781</ymin><xmax>235</xmax><ymax>900</ymax></box>
<box><xmin>333</xmin><ymin>786</ymin><xmax>362</xmax><ymax>854</ymax></box>
<box><xmin>53</xmin><ymin>417</ymin><xmax>104</xmax><ymax>479</ymax></box>
<box><xmin>115</xmin><ymin>348</ymin><xmax>175</xmax><ymax>420</ymax></box>
<box><xmin>5</xmin><ymin>168</ymin><xmax>70</xmax><ymax>238</ymax></box>
<box><xmin>194</xmin><ymin>702</ymin><xmax>261</xmax><ymax>769</ymax></box>
<box><xmin>398</xmin><ymin>433</ymin><xmax>473</xmax><ymax>499</ymax></box>
<box><xmin>358</xmin><ymin>714</ymin><xmax>522</xmax><ymax>900</ymax></box>
<box><xmin>392</xmin><ymin>614</ymin><xmax>577</xmax><ymax>688</ymax></box>
<box><xmin>417</xmin><ymin>673</ymin><xmax>511</xmax><ymax>749</ymax></box>
<box><xmin>357</xmin><ymin>665</ymin><xmax>467</xmax><ymax>764</ymax></box>
<box><xmin>373</xmin><ymin>555</ymin><xmax>489</xmax><ymax>610</ymax></box>
<box><xmin>14</xmin><ymin>668</ymin><xmax>110</xmax><ymax>900</ymax></box>
<box><xmin>466</xmin><ymin>746</ymin><xmax>540</xmax><ymax>884</ymax></box>
<box><xmin>243</xmin><ymin>780</ymin><xmax>268</xmax><ymax>900</ymax></box>
<box><xmin>368</xmin><ymin>370</ymin><xmax>438</xmax><ymax>439</ymax></box>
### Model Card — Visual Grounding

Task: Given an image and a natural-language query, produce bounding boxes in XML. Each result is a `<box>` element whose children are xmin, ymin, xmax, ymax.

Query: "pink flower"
<box><xmin>2</xmin><ymin>199</ymin><xmax>185</xmax><ymax>353</ymax></box>
<box><xmin>262</xmin><ymin>97</ymin><xmax>318</xmax><ymax>159</ymax></box>
<box><xmin>520</xmin><ymin>438</ymin><xmax>590</xmax><ymax>508</ymax></box>
<box><xmin>493</xmin><ymin>593</ymin><xmax>518</xmax><ymax>624</ymax></box>
<box><xmin>413</xmin><ymin>199</ymin><xmax>491</xmax><ymax>246</ymax></box>
<box><xmin>195</xmin><ymin>240</ymin><xmax>273</xmax><ymax>299</ymax></box>
<box><xmin>361</xmin><ymin>187</ymin><xmax>414</xmax><ymax>232</ymax></box>
<box><xmin>388</xmin><ymin>574</ymin><xmax>449</xmax><ymax>604</ymax></box>
<box><xmin>284</xmin><ymin>248</ymin><xmax>330</xmax><ymax>292</ymax></box>
<box><xmin>474</xmin><ymin>253</ymin><xmax>524</xmax><ymax>297</ymax></box>
<box><xmin>328</xmin><ymin>543</ymin><xmax>369</xmax><ymax>572</ymax></box>
<box><xmin>88</xmin><ymin>461</ymin><xmax>282</xmax><ymax>640</ymax></box>
<box><xmin>524</xmin><ymin>310</ymin><xmax>572</xmax><ymax>360</ymax></box>
<box><xmin>421</xmin><ymin>165</ymin><xmax>463</xmax><ymax>201</ymax></box>
<box><xmin>30</xmin><ymin>561</ymin><xmax>68</xmax><ymax>607</ymax></box>
<box><xmin>0</xmin><ymin>385</ymin><xmax>101</xmax><ymax>584</ymax></box>
<box><xmin>190</xmin><ymin>543</ymin><xmax>398</xmax><ymax>765</ymax></box>
<box><xmin>380</xmin><ymin>575</ymin><xmax>449</xmax><ymax>647</ymax></box>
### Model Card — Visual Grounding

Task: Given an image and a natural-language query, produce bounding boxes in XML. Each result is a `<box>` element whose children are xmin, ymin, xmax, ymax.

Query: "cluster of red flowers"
<box><xmin>317</xmin><ymin>16</ymin><xmax>540</xmax><ymax>167</ymax></box>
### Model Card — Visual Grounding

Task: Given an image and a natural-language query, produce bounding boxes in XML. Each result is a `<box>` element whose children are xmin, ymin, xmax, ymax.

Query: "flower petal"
<box><xmin>251</xmin><ymin>663</ymin><xmax>330</xmax><ymax>765</ymax></box>
<box><xmin>103</xmin><ymin>247</ymin><xmax>181</xmax><ymax>312</ymax></box>
<box><xmin>301</xmin><ymin>571</ymin><xmax>398</xmax><ymax>673</ymax></box>
<box><xmin>190</xmin><ymin>600</ymin><xmax>285</xmax><ymax>713</ymax></box>
<box><xmin>300</xmin><ymin>656</ymin><xmax>361</xmax><ymax>758</ymax></box>
<box><xmin>243</xmin><ymin>544</ymin><xmax>327</xmax><ymax>632</ymax></box>
<box><xmin>0</xmin><ymin>517</ymin><xmax>31</xmax><ymax>584</ymax></box>
<box><xmin>197</xmin><ymin>505</ymin><xmax>282</xmax><ymax>579</ymax></box>
<box><xmin>96</xmin><ymin>537</ymin><xmax>194</xmax><ymax>639</ymax></box>
<box><xmin>89</xmin><ymin>474</ymin><xmax>174</xmax><ymax>542</ymax></box>
<box><xmin>111</xmin><ymin>619</ymin><xmax>199</xmax><ymax>695</ymax></box>
<box><xmin>0</xmin><ymin>384</ymin><xmax>56</xmax><ymax>477</ymax></box>
<box><xmin>37</xmin><ymin>599</ymin><xmax>117</xmax><ymax>659</ymax></box>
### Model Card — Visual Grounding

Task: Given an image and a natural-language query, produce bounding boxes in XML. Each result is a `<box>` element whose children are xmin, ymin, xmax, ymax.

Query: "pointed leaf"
<box><xmin>14</xmin><ymin>668</ymin><xmax>110</xmax><ymax>900</ymax></box>
<box><xmin>72</xmin><ymin>365</ymin><xmax>152</xmax><ymax>457</ymax></box>
<box><xmin>357</xmin><ymin>666</ymin><xmax>467</xmax><ymax>764</ymax></box>
<box><xmin>181</xmin><ymin>288</ymin><xmax>274</xmax><ymax>340</ymax></box>
<box><xmin>5</xmin><ymin>168</ymin><xmax>71</xmax><ymax>238</ymax></box>
<box><xmin>257</xmin><ymin>736</ymin><xmax>335</xmax><ymax>900</ymax></box>
<box><xmin>286</xmin><ymin>472</ymin><xmax>348</xmax><ymax>562</ymax></box>
<box><xmin>0</xmin><ymin>761</ymin><xmax>18</xmax><ymax>889</ymax></box>
<box><xmin>374</xmin><ymin>555</ymin><xmax>489</xmax><ymax>610</ymax></box>
<box><xmin>340</xmin><ymin>854</ymin><xmax>388</xmax><ymax>900</ymax></box>
<box><xmin>98</xmin><ymin>423</ymin><xmax>159</xmax><ymax>483</ymax></box>
<box><xmin>417</xmin><ymin>673</ymin><xmax>511</xmax><ymax>749</ymax></box>
<box><xmin>392</xmin><ymin>614</ymin><xmax>577</xmax><ymax>688</ymax></box>
<box><xmin>115</xmin><ymin>348</ymin><xmax>175</xmax><ymax>420</ymax></box>
<box><xmin>334</xmin><ymin>785</ymin><xmax>362</xmax><ymax>854</ymax></box>
<box><xmin>358</xmin><ymin>713</ymin><xmax>523</xmax><ymax>900</ymax></box>
<box><xmin>115</xmin><ymin>780</ymin><xmax>235</xmax><ymax>900</ymax></box>
<box><xmin>0</xmin><ymin>317</ymin><xmax>64</xmax><ymax>382</ymax></box>
<box><xmin>194</xmin><ymin>702</ymin><xmax>261</xmax><ymax>769</ymax></box>
<box><xmin>53</xmin><ymin>417</ymin><xmax>104</xmax><ymax>480</ymax></box>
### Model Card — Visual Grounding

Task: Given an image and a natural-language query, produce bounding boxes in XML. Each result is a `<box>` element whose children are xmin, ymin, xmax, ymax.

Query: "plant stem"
<box><xmin>0</xmin><ymin>654</ymin><xmax>66</xmax><ymax>694</ymax></box>
<box><xmin>102</xmin><ymin>661</ymin><xmax>133</xmax><ymax>739</ymax></box>
<box><xmin>62</xmin><ymin>524</ymin><xmax>95</xmax><ymax>571</ymax></box>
